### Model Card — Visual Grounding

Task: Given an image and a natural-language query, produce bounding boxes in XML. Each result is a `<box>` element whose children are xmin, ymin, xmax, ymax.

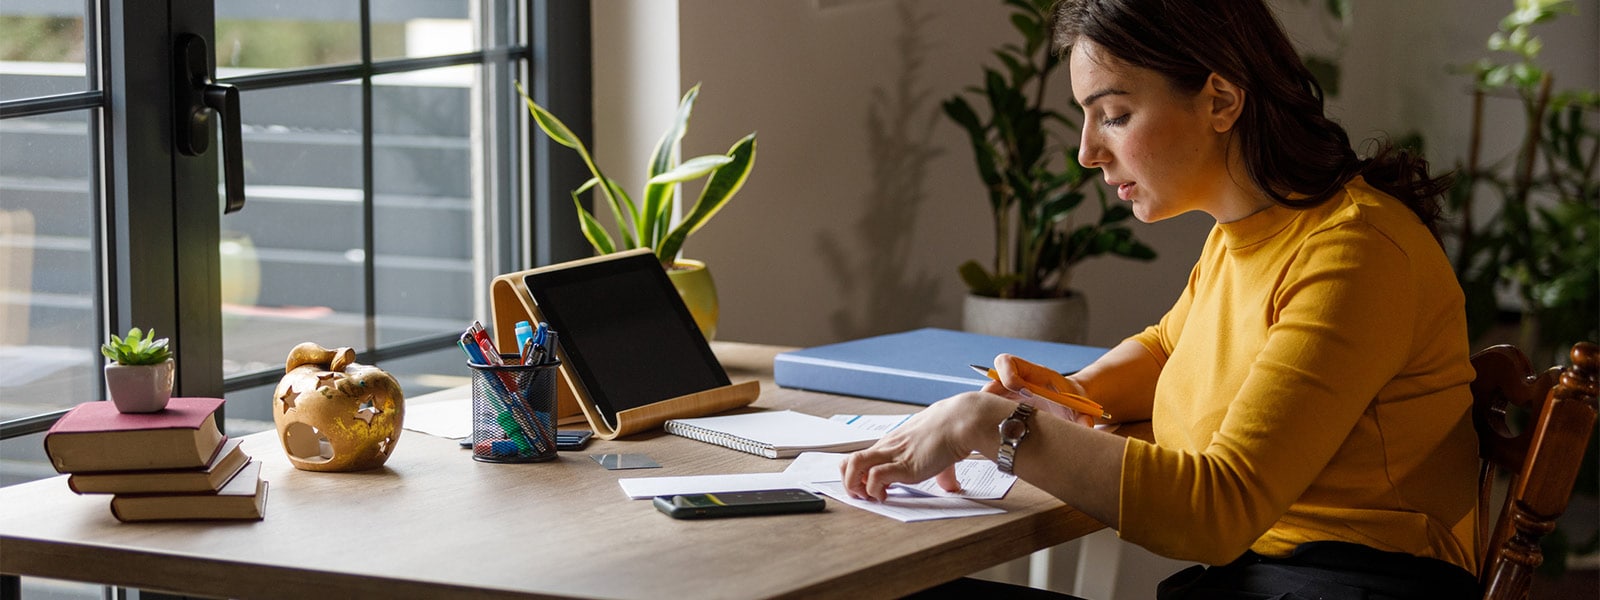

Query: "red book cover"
<box><xmin>45</xmin><ymin>397</ymin><xmax>227</xmax><ymax>473</ymax></box>
<box><xmin>50</xmin><ymin>397</ymin><xmax>224</xmax><ymax>434</ymax></box>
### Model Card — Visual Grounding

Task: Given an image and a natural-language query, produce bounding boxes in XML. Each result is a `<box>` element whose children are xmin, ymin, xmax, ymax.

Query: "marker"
<box><xmin>515</xmin><ymin>321</ymin><xmax>535</xmax><ymax>358</ymax></box>
<box><xmin>969</xmin><ymin>364</ymin><xmax>1111</xmax><ymax>420</ymax></box>
<box><xmin>539</xmin><ymin>330</ymin><xmax>559</xmax><ymax>365</ymax></box>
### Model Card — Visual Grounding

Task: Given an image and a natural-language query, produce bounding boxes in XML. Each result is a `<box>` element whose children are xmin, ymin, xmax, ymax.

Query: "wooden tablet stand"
<box><xmin>489</xmin><ymin>253</ymin><xmax>759</xmax><ymax>440</ymax></box>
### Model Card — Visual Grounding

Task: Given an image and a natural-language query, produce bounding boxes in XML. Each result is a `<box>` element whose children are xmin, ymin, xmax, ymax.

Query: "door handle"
<box><xmin>174</xmin><ymin>33</ymin><xmax>245</xmax><ymax>214</ymax></box>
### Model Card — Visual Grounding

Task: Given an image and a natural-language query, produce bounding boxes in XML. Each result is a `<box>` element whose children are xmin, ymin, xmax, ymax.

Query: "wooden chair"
<box><xmin>1470</xmin><ymin>341</ymin><xmax>1599</xmax><ymax>600</ymax></box>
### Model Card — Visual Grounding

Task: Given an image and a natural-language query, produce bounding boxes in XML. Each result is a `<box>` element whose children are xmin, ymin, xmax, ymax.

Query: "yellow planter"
<box><xmin>666</xmin><ymin>259</ymin><xmax>719</xmax><ymax>341</ymax></box>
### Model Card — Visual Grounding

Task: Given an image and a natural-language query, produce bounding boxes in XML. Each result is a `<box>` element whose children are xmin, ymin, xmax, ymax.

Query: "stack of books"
<box><xmin>44</xmin><ymin>397</ymin><xmax>268</xmax><ymax>522</ymax></box>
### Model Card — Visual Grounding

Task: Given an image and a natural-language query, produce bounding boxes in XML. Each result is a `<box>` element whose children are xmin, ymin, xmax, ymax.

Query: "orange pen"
<box><xmin>969</xmin><ymin>364</ymin><xmax>1111</xmax><ymax>421</ymax></box>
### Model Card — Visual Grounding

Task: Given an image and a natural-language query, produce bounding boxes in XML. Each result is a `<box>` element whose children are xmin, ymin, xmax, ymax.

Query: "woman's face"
<box><xmin>1070</xmin><ymin>41</ymin><xmax>1251</xmax><ymax>223</ymax></box>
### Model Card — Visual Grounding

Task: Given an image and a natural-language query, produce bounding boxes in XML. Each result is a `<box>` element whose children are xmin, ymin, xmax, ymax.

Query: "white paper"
<box><xmin>783</xmin><ymin>452</ymin><xmax>1016</xmax><ymax>500</ymax></box>
<box><xmin>828</xmin><ymin>414</ymin><xmax>915</xmax><ymax>433</ymax></box>
<box><xmin>892</xmin><ymin>459</ymin><xmax>1016</xmax><ymax>500</ymax></box>
<box><xmin>783</xmin><ymin>451</ymin><xmax>852</xmax><ymax>483</ymax></box>
<box><xmin>402</xmin><ymin>398</ymin><xmax>472</xmax><ymax>439</ymax></box>
<box><xmin>807</xmin><ymin>481</ymin><xmax>1005</xmax><ymax>522</ymax></box>
<box><xmin>618</xmin><ymin>472</ymin><xmax>798</xmax><ymax>499</ymax></box>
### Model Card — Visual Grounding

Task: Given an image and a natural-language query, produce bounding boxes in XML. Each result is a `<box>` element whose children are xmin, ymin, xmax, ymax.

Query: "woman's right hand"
<box><xmin>983</xmin><ymin>354</ymin><xmax>1096</xmax><ymax>427</ymax></box>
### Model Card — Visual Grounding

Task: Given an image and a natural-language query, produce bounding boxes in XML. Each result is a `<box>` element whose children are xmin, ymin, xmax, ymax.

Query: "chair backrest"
<box><xmin>1470</xmin><ymin>342</ymin><xmax>1598</xmax><ymax>600</ymax></box>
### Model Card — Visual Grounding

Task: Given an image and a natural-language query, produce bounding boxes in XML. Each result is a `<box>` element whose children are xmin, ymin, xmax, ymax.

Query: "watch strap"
<box><xmin>995</xmin><ymin>403</ymin><xmax>1035</xmax><ymax>475</ymax></box>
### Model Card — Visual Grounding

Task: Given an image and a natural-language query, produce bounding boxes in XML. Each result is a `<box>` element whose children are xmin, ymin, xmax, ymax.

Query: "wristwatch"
<box><xmin>995</xmin><ymin>403</ymin><xmax>1035</xmax><ymax>475</ymax></box>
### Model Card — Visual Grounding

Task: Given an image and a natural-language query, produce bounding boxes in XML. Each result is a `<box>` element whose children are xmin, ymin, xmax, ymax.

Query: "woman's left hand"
<box><xmin>841</xmin><ymin>393</ymin><xmax>997</xmax><ymax>501</ymax></box>
<box><xmin>985</xmin><ymin>354</ymin><xmax>1097</xmax><ymax>428</ymax></box>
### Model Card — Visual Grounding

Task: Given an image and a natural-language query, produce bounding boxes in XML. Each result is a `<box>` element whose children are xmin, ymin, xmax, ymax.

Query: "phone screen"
<box><xmin>653</xmin><ymin>488</ymin><xmax>826</xmax><ymax>519</ymax></box>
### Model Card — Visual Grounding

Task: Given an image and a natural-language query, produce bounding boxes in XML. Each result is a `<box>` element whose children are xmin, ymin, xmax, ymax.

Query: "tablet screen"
<box><xmin>524</xmin><ymin>251</ymin><xmax>731</xmax><ymax>429</ymax></box>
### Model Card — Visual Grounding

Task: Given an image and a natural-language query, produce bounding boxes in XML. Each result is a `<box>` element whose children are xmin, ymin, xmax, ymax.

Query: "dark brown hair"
<box><xmin>1053</xmin><ymin>0</ymin><xmax>1448</xmax><ymax>236</ymax></box>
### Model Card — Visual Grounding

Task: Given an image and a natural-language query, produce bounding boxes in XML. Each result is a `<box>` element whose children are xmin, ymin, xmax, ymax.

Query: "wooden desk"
<box><xmin>0</xmin><ymin>342</ymin><xmax>1109</xmax><ymax>599</ymax></box>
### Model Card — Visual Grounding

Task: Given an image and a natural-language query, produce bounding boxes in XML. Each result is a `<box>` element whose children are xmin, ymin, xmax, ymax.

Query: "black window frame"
<box><xmin>0</xmin><ymin>0</ymin><xmax>594</xmax><ymax>440</ymax></box>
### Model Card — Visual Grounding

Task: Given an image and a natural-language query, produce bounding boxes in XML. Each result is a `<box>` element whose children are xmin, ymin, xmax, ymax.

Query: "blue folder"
<box><xmin>773</xmin><ymin>328</ymin><xmax>1108</xmax><ymax>406</ymax></box>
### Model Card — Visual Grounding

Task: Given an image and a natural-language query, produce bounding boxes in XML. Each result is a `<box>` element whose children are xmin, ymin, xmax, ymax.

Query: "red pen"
<box><xmin>469</xmin><ymin>321</ymin><xmax>519</xmax><ymax>393</ymax></box>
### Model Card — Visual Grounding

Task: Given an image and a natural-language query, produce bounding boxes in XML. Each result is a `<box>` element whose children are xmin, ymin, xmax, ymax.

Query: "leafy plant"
<box><xmin>1448</xmin><ymin>0</ymin><xmax>1599</xmax><ymax>367</ymax></box>
<box><xmin>1443</xmin><ymin>0</ymin><xmax>1599</xmax><ymax>576</ymax></box>
<box><xmin>1291</xmin><ymin>0</ymin><xmax>1354</xmax><ymax>97</ymax></box>
<box><xmin>516</xmin><ymin>82</ymin><xmax>757</xmax><ymax>266</ymax></box>
<box><xmin>100</xmin><ymin>327</ymin><xmax>171</xmax><ymax>366</ymax></box>
<box><xmin>944</xmin><ymin>0</ymin><xmax>1154</xmax><ymax>299</ymax></box>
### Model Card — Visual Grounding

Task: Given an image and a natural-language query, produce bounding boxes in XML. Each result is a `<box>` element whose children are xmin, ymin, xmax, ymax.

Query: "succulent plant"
<box><xmin>101</xmin><ymin>327</ymin><xmax>171</xmax><ymax>366</ymax></box>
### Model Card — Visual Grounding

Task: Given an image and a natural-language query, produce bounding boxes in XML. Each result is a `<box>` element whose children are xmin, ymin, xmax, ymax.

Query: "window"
<box><xmin>0</xmin><ymin>0</ymin><xmax>590</xmax><ymax>490</ymax></box>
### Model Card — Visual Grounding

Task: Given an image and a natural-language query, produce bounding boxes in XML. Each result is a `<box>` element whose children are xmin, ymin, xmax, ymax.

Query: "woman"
<box><xmin>842</xmin><ymin>1</ymin><xmax>1481</xmax><ymax>597</ymax></box>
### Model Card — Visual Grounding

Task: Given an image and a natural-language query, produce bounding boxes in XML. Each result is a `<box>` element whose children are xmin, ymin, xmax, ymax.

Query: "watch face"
<box><xmin>1000</xmin><ymin>418</ymin><xmax>1028</xmax><ymax>439</ymax></box>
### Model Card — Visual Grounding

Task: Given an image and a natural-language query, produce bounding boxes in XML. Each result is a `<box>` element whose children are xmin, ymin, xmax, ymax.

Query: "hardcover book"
<box><xmin>109</xmin><ymin>460</ymin><xmax>268</xmax><ymax>523</ymax></box>
<box><xmin>68</xmin><ymin>438</ymin><xmax>249</xmax><ymax>495</ymax></box>
<box><xmin>773</xmin><ymin>328</ymin><xmax>1107</xmax><ymax>406</ymax></box>
<box><xmin>44</xmin><ymin>397</ymin><xmax>227</xmax><ymax>473</ymax></box>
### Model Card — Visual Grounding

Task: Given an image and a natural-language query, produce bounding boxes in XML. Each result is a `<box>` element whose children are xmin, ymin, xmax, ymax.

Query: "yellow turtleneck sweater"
<box><xmin>1119</xmin><ymin>177</ymin><xmax>1479</xmax><ymax>572</ymax></box>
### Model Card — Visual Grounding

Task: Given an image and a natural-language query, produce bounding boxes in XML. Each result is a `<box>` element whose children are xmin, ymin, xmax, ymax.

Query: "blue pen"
<box><xmin>462</xmin><ymin>331</ymin><xmax>550</xmax><ymax>455</ymax></box>
<box><xmin>458</xmin><ymin>331</ymin><xmax>488</xmax><ymax>365</ymax></box>
<box><xmin>530</xmin><ymin>327</ymin><xmax>558</xmax><ymax>442</ymax></box>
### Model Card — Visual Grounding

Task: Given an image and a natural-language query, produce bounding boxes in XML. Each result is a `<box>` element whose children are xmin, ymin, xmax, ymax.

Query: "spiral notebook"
<box><xmin>663</xmin><ymin>410</ymin><xmax>883</xmax><ymax>459</ymax></box>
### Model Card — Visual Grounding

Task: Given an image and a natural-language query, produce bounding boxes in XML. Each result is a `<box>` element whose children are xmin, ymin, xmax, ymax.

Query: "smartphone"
<box><xmin>653</xmin><ymin>488</ymin><xmax>826</xmax><ymax>519</ymax></box>
<box><xmin>556</xmin><ymin>430</ymin><xmax>593</xmax><ymax>451</ymax></box>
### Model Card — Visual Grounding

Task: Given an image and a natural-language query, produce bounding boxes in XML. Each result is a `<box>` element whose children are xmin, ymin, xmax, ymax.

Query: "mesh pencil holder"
<box><xmin>469</xmin><ymin>356</ymin><xmax>560</xmax><ymax>463</ymax></box>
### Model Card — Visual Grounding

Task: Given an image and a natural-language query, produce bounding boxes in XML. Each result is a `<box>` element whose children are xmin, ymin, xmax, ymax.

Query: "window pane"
<box><xmin>215</xmin><ymin>1</ymin><xmax>369</xmax><ymax>70</ymax></box>
<box><xmin>373</xmin><ymin>66</ymin><xmax>475</xmax><ymax>347</ymax></box>
<box><xmin>0</xmin><ymin>110</ymin><xmax>100</xmax><ymax>420</ymax></box>
<box><xmin>222</xmin><ymin>81</ymin><xmax>364</xmax><ymax>399</ymax></box>
<box><xmin>0</xmin><ymin>5</ymin><xmax>88</xmax><ymax>101</ymax></box>
<box><xmin>372</xmin><ymin>1</ymin><xmax>476</xmax><ymax>60</ymax></box>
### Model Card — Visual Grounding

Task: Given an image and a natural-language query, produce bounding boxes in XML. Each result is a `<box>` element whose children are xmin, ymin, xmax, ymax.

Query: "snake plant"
<box><xmin>517</xmin><ymin>82</ymin><xmax>757</xmax><ymax>266</ymax></box>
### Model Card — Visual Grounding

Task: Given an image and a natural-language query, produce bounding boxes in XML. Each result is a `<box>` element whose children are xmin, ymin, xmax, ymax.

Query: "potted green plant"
<box><xmin>517</xmin><ymin>82</ymin><xmax>756</xmax><ymax>341</ymax></box>
<box><xmin>101</xmin><ymin>327</ymin><xmax>174</xmax><ymax>413</ymax></box>
<box><xmin>944</xmin><ymin>0</ymin><xmax>1154</xmax><ymax>344</ymax></box>
<box><xmin>1443</xmin><ymin>0</ymin><xmax>1598</xmax><ymax>576</ymax></box>
<box><xmin>1448</xmin><ymin>0</ymin><xmax>1598</xmax><ymax>367</ymax></box>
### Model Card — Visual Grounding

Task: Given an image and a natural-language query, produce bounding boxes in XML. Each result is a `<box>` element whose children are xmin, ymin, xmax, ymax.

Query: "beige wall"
<box><xmin>649</xmin><ymin>0</ymin><xmax>1599</xmax><ymax>348</ymax></box>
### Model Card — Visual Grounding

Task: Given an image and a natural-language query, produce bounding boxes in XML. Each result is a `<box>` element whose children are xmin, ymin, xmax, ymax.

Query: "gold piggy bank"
<box><xmin>272</xmin><ymin>342</ymin><xmax>404</xmax><ymax>472</ymax></box>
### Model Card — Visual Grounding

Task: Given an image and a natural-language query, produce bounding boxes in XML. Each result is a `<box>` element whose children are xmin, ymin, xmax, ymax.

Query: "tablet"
<box><xmin>523</xmin><ymin>250</ymin><xmax>732</xmax><ymax>431</ymax></box>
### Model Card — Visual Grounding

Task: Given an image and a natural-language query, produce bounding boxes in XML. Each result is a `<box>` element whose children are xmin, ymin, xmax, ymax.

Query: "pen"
<box><xmin>461</xmin><ymin>324</ymin><xmax>550</xmax><ymax>454</ymax></box>
<box><xmin>515</xmin><ymin>321</ymin><xmax>535</xmax><ymax>361</ymax></box>
<box><xmin>969</xmin><ymin>364</ymin><xmax>1111</xmax><ymax>420</ymax></box>
<box><xmin>520</xmin><ymin>337</ymin><xmax>538</xmax><ymax>365</ymax></box>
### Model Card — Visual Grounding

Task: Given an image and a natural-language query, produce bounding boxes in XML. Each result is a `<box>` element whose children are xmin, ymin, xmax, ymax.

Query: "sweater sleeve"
<box><xmin>1118</xmin><ymin>221</ymin><xmax>1418</xmax><ymax>564</ymax></box>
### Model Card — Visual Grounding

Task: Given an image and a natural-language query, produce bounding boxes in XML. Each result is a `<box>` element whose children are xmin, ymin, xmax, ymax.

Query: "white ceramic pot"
<box><xmin>962</xmin><ymin>292</ymin><xmax>1089</xmax><ymax>345</ymax></box>
<box><xmin>105</xmin><ymin>359</ymin><xmax>175</xmax><ymax>413</ymax></box>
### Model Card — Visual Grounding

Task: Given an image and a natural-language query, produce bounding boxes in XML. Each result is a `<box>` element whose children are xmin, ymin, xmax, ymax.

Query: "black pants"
<box><xmin>907</xmin><ymin>542</ymin><xmax>1479</xmax><ymax>599</ymax></box>
<box><xmin>1157</xmin><ymin>541</ymin><xmax>1481</xmax><ymax>600</ymax></box>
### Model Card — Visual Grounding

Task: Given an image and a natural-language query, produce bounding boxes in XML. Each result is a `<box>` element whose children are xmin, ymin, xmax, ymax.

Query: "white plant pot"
<box><xmin>105</xmin><ymin>359</ymin><xmax>175</xmax><ymax>413</ymax></box>
<box><xmin>962</xmin><ymin>292</ymin><xmax>1089</xmax><ymax>345</ymax></box>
